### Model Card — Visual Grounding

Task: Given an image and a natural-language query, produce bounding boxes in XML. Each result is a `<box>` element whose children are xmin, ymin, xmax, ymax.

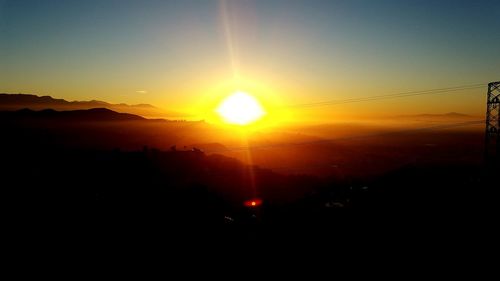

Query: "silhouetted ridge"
<box><xmin>0</xmin><ymin>93</ymin><xmax>66</xmax><ymax>105</ymax></box>
<box><xmin>0</xmin><ymin>93</ymin><xmax>188</xmax><ymax>118</ymax></box>
<box><xmin>1</xmin><ymin>108</ymin><xmax>145</xmax><ymax>121</ymax></box>
<box><xmin>0</xmin><ymin>93</ymin><xmax>154</xmax><ymax>109</ymax></box>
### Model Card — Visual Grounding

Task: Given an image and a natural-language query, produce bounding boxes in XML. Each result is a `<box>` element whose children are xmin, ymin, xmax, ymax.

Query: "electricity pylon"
<box><xmin>485</xmin><ymin>81</ymin><xmax>500</xmax><ymax>164</ymax></box>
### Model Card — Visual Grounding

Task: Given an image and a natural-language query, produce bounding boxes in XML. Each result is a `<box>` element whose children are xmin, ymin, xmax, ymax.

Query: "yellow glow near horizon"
<box><xmin>216</xmin><ymin>91</ymin><xmax>266</xmax><ymax>125</ymax></box>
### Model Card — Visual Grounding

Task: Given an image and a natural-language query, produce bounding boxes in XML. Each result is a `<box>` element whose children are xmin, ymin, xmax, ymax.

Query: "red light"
<box><xmin>244</xmin><ymin>198</ymin><xmax>262</xmax><ymax>207</ymax></box>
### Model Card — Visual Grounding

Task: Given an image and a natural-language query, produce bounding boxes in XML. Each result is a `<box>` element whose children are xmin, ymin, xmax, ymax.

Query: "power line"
<box><xmin>284</xmin><ymin>83</ymin><xmax>486</xmax><ymax>109</ymax></box>
<box><xmin>201</xmin><ymin>82</ymin><xmax>490</xmax><ymax>172</ymax></box>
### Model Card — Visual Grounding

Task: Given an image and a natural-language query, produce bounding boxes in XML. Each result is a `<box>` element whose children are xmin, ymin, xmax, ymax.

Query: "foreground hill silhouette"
<box><xmin>1</xmin><ymin>107</ymin><xmax>495</xmax><ymax>252</ymax></box>
<box><xmin>2</xmin><ymin>107</ymin><xmax>145</xmax><ymax>121</ymax></box>
<box><xmin>1</xmin><ymin>107</ymin><xmax>485</xmax><ymax>179</ymax></box>
<box><xmin>0</xmin><ymin>107</ymin><xmax>210</xmax><ymax>150</ymax></box>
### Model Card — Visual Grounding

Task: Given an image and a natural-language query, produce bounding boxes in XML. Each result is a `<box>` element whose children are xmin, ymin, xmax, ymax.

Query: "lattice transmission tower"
<box><xmin>485</xmin><ymin>81</ymin><xmax>500</xmax><ymax>164</ymax></box>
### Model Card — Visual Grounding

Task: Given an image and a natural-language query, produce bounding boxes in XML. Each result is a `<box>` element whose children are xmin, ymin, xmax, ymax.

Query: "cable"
<box><xmin>283</xmin><ymin>83</ymin><xmax>486</xmax><ymax>109</ymax></box>
<box><xmin>199</xmin><ymin>82</ymin><xmax>489</xmax><ymax>169</ymax></box>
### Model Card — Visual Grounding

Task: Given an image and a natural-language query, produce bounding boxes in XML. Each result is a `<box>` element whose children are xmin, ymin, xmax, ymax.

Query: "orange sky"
<box><xmin>1</xmin><ymin>1</ymin><xmax>498</xmax><ymax>123</ymax></box>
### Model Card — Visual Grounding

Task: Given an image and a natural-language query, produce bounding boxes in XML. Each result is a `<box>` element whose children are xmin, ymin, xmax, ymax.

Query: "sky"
<box><xmin>1</xmin><ymin>0</ymin><xmax>499</xmax><ymax>120</ymax></box>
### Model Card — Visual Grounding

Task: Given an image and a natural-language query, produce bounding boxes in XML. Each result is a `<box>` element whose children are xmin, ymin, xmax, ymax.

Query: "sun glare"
<box><xmin>216</xmin><ymin>91</ymin><xmax>266</xmax><ymax>125</ymax></box>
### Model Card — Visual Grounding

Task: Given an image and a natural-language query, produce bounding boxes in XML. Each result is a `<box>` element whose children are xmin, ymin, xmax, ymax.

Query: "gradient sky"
<box><xmin>1</xmin><ymin>0</ymin><xmax>499</xmax><ymax>119</ymax></box>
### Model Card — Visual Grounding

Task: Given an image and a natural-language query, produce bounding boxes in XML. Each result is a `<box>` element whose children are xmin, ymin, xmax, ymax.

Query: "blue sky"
<box><xmin>1</xmin><ymin>0</ymin><xmax>499</xmax><ymax>116</ymax></box>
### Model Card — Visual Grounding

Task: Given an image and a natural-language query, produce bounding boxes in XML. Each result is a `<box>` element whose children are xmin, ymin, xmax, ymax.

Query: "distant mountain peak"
<box><xmin>0</xmin><ymin>93</ymin><xmax>154</xmax><ymax>108</ymax></box>
<box><xmin>85</xmin><ymin>107</ymin><xmax>115</xmax><ymax>113</ymax></box>
<box><xmin>444</xmin><ymin>112</ymin><xmax>469</xmax><ymax>117</ymax></box>
<box><xmin>0</xmin><ymin>93</ymin><xmax>186</xmax><ymax>118</ymax></box>
<box><xmin>396</xmin><ymin>112</ymin><xmax>473</xmax><ymax>118</ymax></box>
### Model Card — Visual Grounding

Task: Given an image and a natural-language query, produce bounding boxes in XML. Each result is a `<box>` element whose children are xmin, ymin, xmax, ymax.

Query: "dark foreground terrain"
<box><xmin>1</xmin><ymin>108</ymin><xmax>497</xmax><ymax>260</ymax></box>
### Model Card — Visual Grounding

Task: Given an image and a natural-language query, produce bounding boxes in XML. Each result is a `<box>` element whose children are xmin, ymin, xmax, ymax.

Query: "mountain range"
<box><xmin>0</xmin><ymin>93</ymin><xmax>185</xmax><ymax>118</ymax></box>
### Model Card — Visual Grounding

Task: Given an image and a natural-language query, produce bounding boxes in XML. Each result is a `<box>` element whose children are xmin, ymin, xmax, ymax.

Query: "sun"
<box><xmin>216</xmin><ymin>91</ymin><xmax>266</xmax><ymax>125</ymax></box>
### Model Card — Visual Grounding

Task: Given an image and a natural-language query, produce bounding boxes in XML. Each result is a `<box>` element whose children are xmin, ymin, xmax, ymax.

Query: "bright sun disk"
<box><xmin>216</xmin><ymin>91</ymin><xmax>265</xmax><ymax>125</ymax></box>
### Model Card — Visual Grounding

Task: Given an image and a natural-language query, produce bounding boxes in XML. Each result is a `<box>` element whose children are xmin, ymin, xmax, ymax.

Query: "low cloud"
<box><xmin>136</xmin><ymin>90</ymin><xmax>148</xmax><ymax>94</ymax></box>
